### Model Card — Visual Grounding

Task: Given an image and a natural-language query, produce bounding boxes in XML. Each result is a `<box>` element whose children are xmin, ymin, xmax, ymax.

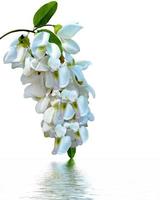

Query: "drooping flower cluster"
<box><xmin>3</xmin><ymin>24</ymin><xmax>95</xmax><ymax>155</ymax></box>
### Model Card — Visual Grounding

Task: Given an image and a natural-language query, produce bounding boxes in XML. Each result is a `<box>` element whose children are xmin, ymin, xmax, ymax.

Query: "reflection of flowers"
<box><xmin>3</xmin><ymin>23</ymin><xmax>95</xmax><ymax>155</ymax></box>
<box><xmin>30</xmin><ymin>162</ymin><xmax>92</xmax><ymax>200</ymax></box>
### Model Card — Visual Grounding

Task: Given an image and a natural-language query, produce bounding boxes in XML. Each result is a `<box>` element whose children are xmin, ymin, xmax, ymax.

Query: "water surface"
<box><xmin>28</xmin><ymin>160</ymin><xmax>94</xmax><ymax>200</ymax></box>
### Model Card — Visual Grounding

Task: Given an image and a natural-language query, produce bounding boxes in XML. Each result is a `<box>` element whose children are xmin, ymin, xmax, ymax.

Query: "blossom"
<box><xmin>21</xmin><ymin>73</ymin><xmax>47</xmax><ymax>98</ymax></box>
<box><xmin>3</xmin><ymin>22</ymin><xmax>95</xmax><ymax>156</ymax></box>
<box><xmin>63</xmin><ymin>122</ymin><xmax>89</xmax><ymax>146</ymax></box>
<box><xmin>31</xmin><ymin>32</ymin><xmax>61</xmax><ymax>69</ymax></box>
<box><xmin>3</xmin><ymin>36</ymin><xmax>29</xmax><ymax>69</ymax></box>
<box><xmin>52</xmin><ymin>135</ymin><xmax>72</xmax><ymax>154</ymax></box>
<box><xmin>61</xmin><ymin>89</ymin><xmax>89</xmax><ymax>120</ymax></box>
<box><xmin>44</xmin><ymin>64</ymin><xmax>70</xmax><ymax>90</ymax></box>
<box><xmin>57</xmin><ymin>24</ymin><xmax>82</xmax><ymax>54</ymax></box>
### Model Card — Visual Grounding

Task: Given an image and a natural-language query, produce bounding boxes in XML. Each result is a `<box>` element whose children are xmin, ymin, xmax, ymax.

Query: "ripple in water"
<box><xmin>29</xmin><ymin>160</ymin><xmax>94</xmax><ymax>200</ymax></box>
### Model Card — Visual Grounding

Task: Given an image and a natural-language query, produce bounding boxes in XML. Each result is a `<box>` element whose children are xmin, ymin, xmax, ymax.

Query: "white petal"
<box><xmin>61</xmin><ymin>89</ymin><xmax>70</xmax><ymax>101</ymax></box>
<box><xmin>3</xmin><ymin>47</ymin><xmax>17</xmax><ymax>63</ymax></box>
<box><xmin>35</xmin><ymin>97</ymin><xmax>50</xmax><ymax>113</ymax></box>
<box><xmin>23</xmin><ymin>73</ymin><xmax>46</xmax><ymax>98</ymax></box>
<box><xmin>21</xmin><ymin>74</ymin><xmax>37</xmax><ymax>85</ymax></box>
<box><xmin>10</xmin><ymin>38</ymin><xmax>19</xmax><ymax>47</ymax></box>
<box><xmin>59</xmin><ymin>66</ymin><xmax>70</xmax><ymax>88</ymax></box>
<box><xmin>64</xmin><ymin>122</ymin><xmax>70</xmax><ymax>128</ymax></box>
<box><xmin>79</xmin><ymin>115</ymin><xmax>88</xmax><ymax>125</ymax></box>
<box><xmin>61</xmin><ymin>89</ymin><xmax>78</xmax><ymax>102</ymax></box>
<box><xmin>32</xmin><ymin>56</ymin><xmax>49</xmax><ymax>72</ymax></box>
<box><xmin>79</xmin><ymin>126</ymin><xmax>88</xmax><ymax>143</ymax></box>
<box><xmin>77</xmin><ymin>96</ymin><xmax>89</xmax><ymax>117</ymax></box>
<box><xmin>23</xmin><ymin>57</ymin><xmax>33</xmax><ymax>76</ymax></box>
<box><xmin>68</xmin><ymin>90</ymin><xmax>78</xmax><ymax>102</ymax></box>
<box><xmin>57</xmin><ymin>24</ymin><xmax>82</xmax><ymax>40</ymax></box>
<box><xmin>45</xmin><ymin>72</ymin><xmax>55</xmax><ymax>89</ymax></box>
<box><xmin>43</xmin><ymin>107</ymin><xmax>54</xmax><ymax>124</ymax></box>
<box><xmin>70</xmin><ymin>122</ymin><xmax>79</xmax><ymax>132</ymax></box>
<box><xmin>64</xmin><ymin>52</ymin><xmax>74</xmax><ymax>63</ymax></box>
<box><xmin>31</xmin><ymin>32</ymin><xmax>49</xmax><ymax>56</ymax></box>
<box><xmin>86</xmin><ymin>84</ymin><xmax>96</xmax><ymax>98</ymax></box>
<box><xmin>69</xmin><ymin>90</ymin><xmax>78</xmax><ymax>102</ymax></box>
<box><xmin>24</xmin><ymin>83</ymin><xmax>46</xmax><ymax>98</ymax></box>
<box><xmin>14</xmin><ymin>46</ymin><xmax>26</xmax><ymax>63</ymax></box>
<box><xmin>63</xmin><ymin>39</ymin><xmax>80</xmax><ymax>54</ymax></box>
<box><xmin>52</xmin><ymin>136</ymin><xmax>71</xmax><ymax>154</ymax></box>
<box><xmin>42</xmin><ymin>121</ymin><xmax>52</xmax><ymax>132</ymax></box>
<box><xmin>88</xmin><ymin>112</ymin><xmax>95</xmax><ymax>121</ymax></box>
<box><xmin>34</xmin><ymin>48</ymin><xmax>46</xmax><ymax>59</ymax></box>
<box><xmin>64</xmin><ymin>103</ymin><xmax>75</xmax><ymax>120</ymax></box>
<box><xmin>23</xmin><ymin>73</ymin><xmax>44</xmax><ymax>84</ymax></box>
<box><xmin>52</xmin><ymin>108</ymin><xmax>64</xmax><ymax>125</ymax></box>
<box><xmin>46</xmin><ymin>43</ymin><xmax>61</xmax><ymax>59</ymax></box>
<box><xmin>72</xmin><ymin>65</ymin><xmax>85</xmax><ymax>82</ymax></box>
<box><xmin>12</xmin><ymin>62</ymin><xmax>23</xmax><ymax>69</ymax></box>
<box><xmin>76</xmin><ymin>61</ymin><xmax>92</xmax><ymax>70</ymax></box>
<box><xmin>48</xmin><ymin>57</ymin><xmax>60</xmax><ymax>71</ymax></box>
<box><xmin>55</xmin><ymin>124</ymin><xmax>66</xmax><ymax>138</ymax></box>
<box><xmin>3</xmin><ymin>39</ymin><xmax>26</xmax><ymax>64</ymax></box>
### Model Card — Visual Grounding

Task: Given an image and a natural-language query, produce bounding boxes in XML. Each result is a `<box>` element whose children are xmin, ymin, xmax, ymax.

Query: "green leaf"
<box><xmin>67</xmin><ymin>147</ymin><xmax>76</xmax><ymax>159</ymax></box>
<box><xmin>38</xmin><ymin>29</ymin><xmax>62</xmax><ymax>52</ymax></box>
<box><xmin>33</xmin><ymin>1</ymin><xmax>58</xmax><ymax>28</ymax></box>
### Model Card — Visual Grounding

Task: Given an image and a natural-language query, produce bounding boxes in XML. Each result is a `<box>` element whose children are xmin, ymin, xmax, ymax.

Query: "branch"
<box><xmin>0</xmin><ymin>29</ymin><xmax>35</xmax><ymax>40</ymax></box>
<box><xmin>33</xmin><ymin>24</ymin><xmax>55</xmax><ymax>31</ymax></box>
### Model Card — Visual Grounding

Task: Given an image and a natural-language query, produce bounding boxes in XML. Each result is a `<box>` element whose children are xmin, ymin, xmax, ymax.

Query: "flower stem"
<box><xmin>33</xmin><ymin>24</ymin><xmax>55</xmax><ymax>31</ymax></box>
<box><xmin>0</xmin><ymin>29</ymin><xmax>35</xmax><ymax>40</ymax></box>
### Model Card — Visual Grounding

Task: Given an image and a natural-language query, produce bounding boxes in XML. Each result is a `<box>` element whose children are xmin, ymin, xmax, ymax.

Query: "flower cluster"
<box><xmin>3</xmin><ymin>24</ymin><xmax>95</xmax><ymax>155</ymax></box>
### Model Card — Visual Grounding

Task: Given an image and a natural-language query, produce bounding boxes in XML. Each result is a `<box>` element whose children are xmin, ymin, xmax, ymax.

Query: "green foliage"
<box><xmin>67</xmin><ymin>147</ymin><xmax>76</xmax><ymax>159</ymax></box>
<box><xmin>33</xmin><ymin>1</ymin><xmax>58</xmax><ymax>28</ymax></box>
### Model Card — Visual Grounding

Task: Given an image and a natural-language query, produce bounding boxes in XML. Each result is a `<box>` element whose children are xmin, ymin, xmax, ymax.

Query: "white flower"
<box><xmin>53</xmin><ymin>124</ymin><xmax>72</xmax><ymax>155</ymax></box>
<box><xmin>60</xmin><ymin>89</ymin><xmax>90</xmax><ymax>120</ymax></box>
<box><xmin>31</xmin><ymin>32</ymin><xmax>61</xmax><ymax>71</ymax></box>
<box><xmin>3</xmin><ymin>22</ymin><xmax>95</xmax><ymax>156</ymax></box>
<box><xmin>35</xmin><ymin>96</ymin><xmax>50</xmax><ymax>113</ymax></box>
<box><xmin>65</xmin><ymin>60</ymin><xmax>96</xmax><ymax>98</ymax></box>
<box><xmin>3</xmin><ymin>37</ymin><xmax>28</xmax><ymax>69</ymax></box>
<box><xmin>43</xmin><ymin>103</ymin><xmax>63</xmax><ymax>125</ymax></box>
<box><xmin>74</xmin><ymin>126</ymin><xmax>89</xmax><ymax>146</ymax></box>
<box><xmin>70</xmin><ymin>126</ymin><xmax>89</xmax><ymax>147</ymax></box>
<box><xmin>52</xmin><ymin>135</ymin><xmax>72</xmax><ymax>154</ymax></box>
<box><xmin>78</xmin><ymin>126</ymin><xmax>89</xmax><ymax>144</ymax></box>
<box><xmin>57</xmin><ymin>24</ymin><xmax>82</xmax><ymax>54</ymax></box>
<box><xmin>55</xmin><ymin>124</ymin><xmax>66</xmax><ymax>138</ymax></box>
<box><xmin>64</xmin><ymin>122</ymin><xmax>79</xmax><ymax>132</ymax></box>
<box><xmin>44</xmin><ymin>64</ymin><xmax>71</xmax><ymax>90</ymax></box>
<box><xmin>61</xmin><ymin>89</ymin><xmax>78</xmax><ymax>102</ymax></box>
<box><xmin>43</xmin><ymin>107</ymin><xmax>55</xmax><ymax>124</ymax></box>
<box><xmin>79</xmin><ymin>110</ymin><xmax>95</xmax><ymax>126</ymax></box>
<box><xmin>21</xmin><ymin>73</ymin><xmax>46</xmax><ymax>98</ymax></box>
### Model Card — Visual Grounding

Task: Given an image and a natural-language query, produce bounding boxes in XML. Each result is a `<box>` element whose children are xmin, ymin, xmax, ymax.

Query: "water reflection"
<box><xmin>31</xmin><ymin>159</ymin><xmax>94</xmax><ymax>200</ymax></box>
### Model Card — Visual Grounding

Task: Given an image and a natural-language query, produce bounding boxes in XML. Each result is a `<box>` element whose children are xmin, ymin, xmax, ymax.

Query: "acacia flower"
<box><xmin>57</xmin><ymin>24</ymin><xmax>82</xmax><ymax>54</ymax></box>
<box><xmin>1</xmin><ymin>1</ymin><xmax>95</xmax><ymax>159</ymax></box>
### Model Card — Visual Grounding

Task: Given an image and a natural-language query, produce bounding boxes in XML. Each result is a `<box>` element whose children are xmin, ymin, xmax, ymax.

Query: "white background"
<box><xmin>0</xmin><ymin>0</ymin><xmax>160</xmax><ymax>199</ymax></box>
